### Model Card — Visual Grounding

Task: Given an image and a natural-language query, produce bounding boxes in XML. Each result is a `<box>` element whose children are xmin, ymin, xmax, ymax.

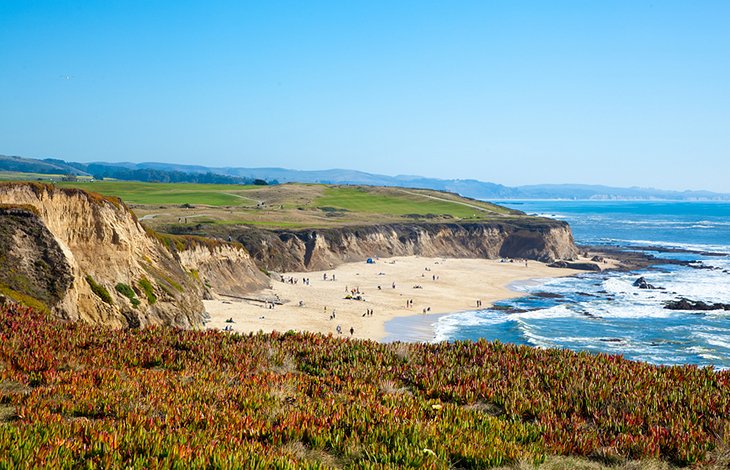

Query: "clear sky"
<box><xmin>1</xmin><ymin>1</ymin><xmax>728</xmax><ymax>192</ymax></box>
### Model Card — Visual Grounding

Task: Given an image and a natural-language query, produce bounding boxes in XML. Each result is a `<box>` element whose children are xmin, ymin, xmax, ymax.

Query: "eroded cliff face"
<box><xmin>0</xmin><ymin>183</ymin><xmax>203</xmax><ymax>327</ymax></box>
<box><xmin>176</xmin><ymin>244</ymin><xmax>269</xmax><ymax>298</ymax></box>
<box><xmin>0</xmin><ymin>183</ymin><xmax>268</xmax><ymax>328</ymax></box>
<box><xmin>235</xmin><ymin>220</ymin><xmax>579</xmax><ymax>272</ymax></box>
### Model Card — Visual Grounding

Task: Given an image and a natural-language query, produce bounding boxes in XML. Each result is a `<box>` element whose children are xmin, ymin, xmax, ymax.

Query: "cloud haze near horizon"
<box><xmin>1</xmin><ymin>1</ymin><xmax>728</xmax><ymax>192</ymax></box>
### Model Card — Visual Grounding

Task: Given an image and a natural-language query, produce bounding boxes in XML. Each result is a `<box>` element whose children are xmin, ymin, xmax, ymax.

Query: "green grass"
<box><xmin>55</xmin><ymin>181</ymin><xmax>256</xmax><ymax>206</ymax></box>
<box><xmin>115</xmin><ymin>283</ymin><xmax>140</xmax><ymax>308</ymax></box>
<box><xmin>210</xmin><ymin>219</ymin><xmax>310</xmax><ymax>229</ymax></box>
<box><xmin>137</xmin><ymin>277</ymin><xmax>157</xmax><ymax>304</ymax></box>
<box><xmin>0</xmin><ymin>171</ymin><xmax>93</xmax><ymax>182</ymax></box>
<box><xmin>314</xmin><ymin>186</ymin><xmax>489</xmax><ymax>218</ymax></box>
<box><xmin>84</xmin><ymin>275</ymin><xmax>113</xmax><ymax>304</ymax></box>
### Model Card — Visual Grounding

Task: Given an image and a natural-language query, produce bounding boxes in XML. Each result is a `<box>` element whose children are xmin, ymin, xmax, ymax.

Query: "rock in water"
<box><xmin>664</xmin><ymin>298</ymin><xmax>730</xmax><ymax>311</ymax></box>
<box><xmin>633</xmin><ymin>276</ymin><xmax>661</xmax><ymax>289</ymax></box>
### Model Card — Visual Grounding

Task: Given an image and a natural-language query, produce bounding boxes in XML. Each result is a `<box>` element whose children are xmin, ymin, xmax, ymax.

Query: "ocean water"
<box><xmin>432</xmin><ymin>200</ymin><xmax>730</xmax><ymax>369</ymax></box>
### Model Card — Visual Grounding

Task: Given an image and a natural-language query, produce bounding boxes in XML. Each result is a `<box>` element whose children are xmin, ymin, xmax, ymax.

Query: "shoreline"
<box><xmin>204</xmin><ymin>255</ymin><xmax>615</xmax><ymax>342</ymax></box>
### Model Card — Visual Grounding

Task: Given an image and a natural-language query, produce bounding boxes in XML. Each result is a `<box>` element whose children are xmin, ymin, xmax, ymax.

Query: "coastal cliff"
<box><xmin>0</xmin><ymin>183</ymin><xmax>267</xmax><ymax>327</ymax></box>
<box><xmin>234</xmin><ymin>220</ymin><xmax>578</xmax><ymax>272</ymax></box>
<box><xmin>176</xmin><ymin>242</ymin><xmax>269</xmax><ymax>298</ymax></box>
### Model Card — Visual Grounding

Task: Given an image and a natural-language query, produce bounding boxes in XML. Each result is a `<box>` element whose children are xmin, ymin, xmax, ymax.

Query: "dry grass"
<box><xmin>0</xmin><ymin>405</ymin><xmax>16</xmax><ymax>423</ymax></box>
<box><xmin>380</xmin><ymin>379</ymin><xmax>411</xmax><ymax>395</ymax></box>
<box><xmin>281</xmin><ymin>440</ymin><xmax>340</xmax><ymax>468</ymax></box>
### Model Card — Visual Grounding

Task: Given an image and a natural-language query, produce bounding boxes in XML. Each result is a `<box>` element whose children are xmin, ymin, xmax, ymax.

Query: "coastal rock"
<box><xmin>633</xmin><ymin>277</ymin><xmax>663</xmax><ymax>290</ymax></box>
<box><xmin>548</xmin><ymin>261</ymin><xmax>601</xmax><ymax>271</ymax></box>
<box><xmin>534</xmin><ymin>292</ymin><xmax>564</xmax><ymax>299</ymax></box>
<box><xmin>664</xmin><ymin>298</ymin><xmax>730</xmax><ymax>311</ymax></box>
<box><xmin>548</xmin><ymin>261</ymin><xmax>569</xmax><ymax>268</ymax></box>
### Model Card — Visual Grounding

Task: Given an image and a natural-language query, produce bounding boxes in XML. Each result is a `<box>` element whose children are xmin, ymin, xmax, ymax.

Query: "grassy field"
<box><xmin>2</xmin><ymin>175</ymin><xmax>525</xmax><ymax>230</ymax></box>
<box><xmin>1</xmin><ymin>303</ymin><xmax>729</xmax><ymax>468</ymax></box>
<box><xmin>314</xmin><ymin>186</ymin><xmax>504</xmax><ymax>218</ymax></box>
<box><xmin>56</xmin><ymin>181</ymin><xmax>258</xmax><ymax>206</ymax></box>
<box><xmin>0</xmin><ymin>171</ymin><xmax>93</xmax><ymax>182</ymax></box>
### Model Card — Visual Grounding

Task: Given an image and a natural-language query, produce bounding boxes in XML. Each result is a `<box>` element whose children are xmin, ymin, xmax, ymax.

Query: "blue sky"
<box><xmin>1</xmin><ymin>1</ymin><xmax>728</xmax><ymax>191</ymax></box>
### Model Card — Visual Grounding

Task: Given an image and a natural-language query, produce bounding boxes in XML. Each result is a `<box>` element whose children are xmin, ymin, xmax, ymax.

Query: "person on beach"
<box><xmin>350</xmin><ymin>327</ymin><xmax>354</xmax><ymax>336</ymax></box>
<box><xmin>336</xmin><ymin>325</ymin><xmax>342</xmax><ymax>334</ymax></box>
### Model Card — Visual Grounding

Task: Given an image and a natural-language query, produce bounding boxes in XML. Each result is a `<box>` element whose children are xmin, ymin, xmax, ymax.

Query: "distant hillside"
<box><xmin>0</xmin><ymin>155</ymin><xmax>90</xmax><ymax>176</ymax></box>
<box><xmin>3</xmin><ymin>154</ymin><xmax>729</xmax><ymax>200</ymax></box>
<box><xmin>0</xmin><ymin>155</ymin><xmax>268</xmax><ymax>186</ymax></box>
<box><xmin>119</xmin><ymin>161</ymin><xmax>730</xmax><ymax>200</ymax></box>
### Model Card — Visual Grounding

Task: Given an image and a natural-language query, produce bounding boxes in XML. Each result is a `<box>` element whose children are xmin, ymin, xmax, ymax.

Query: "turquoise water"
<box><xmin>432</xmin><ymin>200</ymin><xmax>730</xmax><ymax>369</ymax></box>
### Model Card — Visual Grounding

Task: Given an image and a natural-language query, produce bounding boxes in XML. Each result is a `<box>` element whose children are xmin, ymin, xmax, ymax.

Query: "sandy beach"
<box><xmin>204</xmin><ymin>256</ymin><xmax>609</xmax><ymax>342</ymax></box>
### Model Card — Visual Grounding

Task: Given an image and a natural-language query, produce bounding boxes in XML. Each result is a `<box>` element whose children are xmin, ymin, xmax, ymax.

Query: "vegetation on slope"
<box><xmin>43</xmin><ymin>180</ymin><xmax>524</xmax><ymax>232</ymax></box>
<box><xmin>56</xmin><ymin>181</ymin><xmax>256</xmax><ymax>207</ymax></box>
<box><xmin>1</xmin><ymin>304</ymin><xmax>728</xmax><ymax>468</ymax></box>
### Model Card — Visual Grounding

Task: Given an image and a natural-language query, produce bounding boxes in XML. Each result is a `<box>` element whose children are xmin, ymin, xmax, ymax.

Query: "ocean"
<box><xmin>432</xmin><ymin>200</ymin><xmax>730</xmax><ymax>369</ymax></box>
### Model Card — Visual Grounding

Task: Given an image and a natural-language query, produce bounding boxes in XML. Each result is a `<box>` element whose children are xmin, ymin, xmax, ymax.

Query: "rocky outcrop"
<box><xmin>0</xmin><ymin>205</ymin><xmax>73</xmax><ymax>310</ymax></box>
<box><xmin>234</xmin><ymin>220</ymin><xmax>579</xmax><ymax>272</ymax></box>
<box><xmin>0</xmin><ymin>183</ymin><xmax>268</xmax><ymax>328</ymax></box>
<box><xmin>548</xmin><ymin>261</ymin><xmax>601</xmax><ymax>271</ymax></box>
<box><xmin>665</xmin><ymin>298</ymin><xmax>730</xmax><ymax>311</ymax></box>
<box><xmin>633</xmin><ymin>276</ymin><xmax>664</xmax><ymax>290</ymax></box>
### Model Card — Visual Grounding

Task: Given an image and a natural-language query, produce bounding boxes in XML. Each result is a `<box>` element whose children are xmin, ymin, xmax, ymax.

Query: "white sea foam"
<box><xmin>512</xmin><ymin>304</ymin><xmax>576</xmax><ymax>321</ymax></box>
<box><xmin>696</xmin><ymin>333</ymin><xmax>730</xmax><ymax>351</ymax></box>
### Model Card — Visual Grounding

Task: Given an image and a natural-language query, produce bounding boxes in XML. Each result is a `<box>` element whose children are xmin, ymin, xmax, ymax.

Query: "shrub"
<box><xmin>137</xmin><ymin>277</ymin><xmax>156</xmax><ymax>305</ymax></box>
<box><xmin>115</xmin><ymin>283</ymin><xmax>140</xmax><ymax>308</ymax></box>
<box><xmin>84</xmin><ymin>275</ymin><xmax>113</xmax><ymax>304</ymax></box>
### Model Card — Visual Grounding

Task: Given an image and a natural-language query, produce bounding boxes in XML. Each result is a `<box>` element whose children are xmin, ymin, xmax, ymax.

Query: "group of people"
<box><xmin>335</xmin><ymin>325</ymin><xmax>355</xmax><ymax>336</ymax></box>
<box><xmin>282</xmin><ymin>276</ymin><xmax>310</xmax><ymax>285</ymax></box>
<box><xmin>362</xmin><ymin>309</ymin><xmax>374</xmax><ymax>317</ymax></box>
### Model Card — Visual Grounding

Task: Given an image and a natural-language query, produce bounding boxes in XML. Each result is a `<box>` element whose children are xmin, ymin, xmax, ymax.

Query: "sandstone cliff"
<box><xmin>175</xmin><ymin>241</ymin><xmax>269</xmax><ymax>298</ymax></box>
<box><xmin>234</xmin><ymin>220</ymin><xmax>579</xmax><ymax>272</ymax></box>
<box><xmin>0</xmin><ymin>183</ymin><xmax>267</xmax><ymax>327</ymax></box>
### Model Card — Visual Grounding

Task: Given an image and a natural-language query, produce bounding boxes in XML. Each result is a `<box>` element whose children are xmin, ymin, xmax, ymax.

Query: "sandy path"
<box><xmin>203</xmin><ymin>256</ymin><xmax>605</xmax><ymax>342</ymax></box>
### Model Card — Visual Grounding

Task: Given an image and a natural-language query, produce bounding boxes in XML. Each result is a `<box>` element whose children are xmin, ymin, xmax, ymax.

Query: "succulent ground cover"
<box><xmin>1</xmin><ymin>303</ymin><xmax>729</xmax><ymax>468</ymax></box>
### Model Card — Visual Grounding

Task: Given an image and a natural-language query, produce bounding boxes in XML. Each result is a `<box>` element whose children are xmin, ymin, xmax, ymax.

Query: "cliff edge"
<box><xmin>0</xmin><ymin>183</ymin><xmax>268</xmax><ymax>327</ymax></box>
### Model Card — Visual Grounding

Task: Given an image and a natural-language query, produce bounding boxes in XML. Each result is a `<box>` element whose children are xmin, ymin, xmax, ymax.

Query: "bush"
<box><xmin>115</xmin><ymin>283</ymin><xmax>140</xmax><ymax>308</ymax></box>
<box><xmin>85</xmin><ymin>275</ymin><xmax>113</xmax><ymax>304</ymax></box>
<box><xmin>137</xmin><ymin>278</ymin><xmax>156</xmax><ymax>305</ymax></box>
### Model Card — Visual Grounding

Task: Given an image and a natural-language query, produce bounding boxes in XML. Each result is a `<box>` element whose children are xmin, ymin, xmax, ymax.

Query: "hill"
<box><xmin>0</xmin><ymin>155</ymin><xmax>90</xmax><ymax>176</ymax></box>
<box><xmin>4</xmin><ymin>154</ymin><xmax>729</xmax><ymax>200</ymax></box>
<box><xmin>96</xmin><ymin>160</ymin><xmax>730</xmax><ymax>200</ymax></box>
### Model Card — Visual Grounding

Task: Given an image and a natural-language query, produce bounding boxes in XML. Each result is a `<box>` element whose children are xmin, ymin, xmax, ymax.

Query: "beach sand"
<box><xmin>204</xmin><ymin>256</ymin><xmax>609</xmax><ymax>342</ymax></box>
